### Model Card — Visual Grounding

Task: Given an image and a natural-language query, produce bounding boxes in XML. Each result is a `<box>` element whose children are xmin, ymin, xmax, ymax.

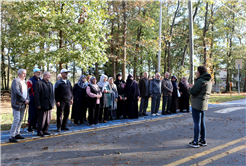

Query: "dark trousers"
<box><xmin>28</xmin><ymin>101</ymin><xmax>38</xmax><ymax>127</ymax></box>
<box><xmin>139</xmin><ymin>97</ymin><xmax>149</xmax><ymax>115</ymax></box>
<box><xmin>99</xmin><ymin>107</ymin><xmax>109</xmax><ymax>121</ymax></box>
<box><xmin>109</xmin><ymin>106</ymin><xmax>117</xmax><ymax>120</ymax></box>
<box><xmin>162</xmin><ymin>96</ymin><xmax>172</xmax><ymax>113</ymax></box>
<box><xmin>151</xmin><ymin>94</ymin><xmax>161</xmax><ymax>114</ymax></box>
<box><xmin>88</xmin><ymin>104</ymin><xmax>100</xmax><ymax>125</ymax></box>
<box><xmin>192</xmin><ymin>108</ymin><xmax>206</xmax><ymax>143</ymax></box>
<box><xmin>37</xmin><ymin>109</ymin><xmax>51</xmax><ymax>135</ymax></box>
<box><xmin>57</xmin><ymin>101</ymin><xmax>70</xmax><ymax>129</ymax></box>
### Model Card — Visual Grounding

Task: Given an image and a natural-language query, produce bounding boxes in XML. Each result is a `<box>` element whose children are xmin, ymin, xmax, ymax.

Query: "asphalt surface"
<box><xmin>1</xmin><ymin>100</ymin><xmax>246</xmax><ymax>166</ymax></box>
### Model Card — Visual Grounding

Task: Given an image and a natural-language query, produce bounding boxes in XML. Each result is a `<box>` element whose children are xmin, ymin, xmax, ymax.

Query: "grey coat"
<box><xmin>11</xmin><ymin>78</ymin><xmax>30</xmax><ymax>111</ymax></box>
<box><xmin>149</xmin><ymin>78</ymin><xmax>162</xmax><ymax>96</ymax></box>
<box><xmin>161</xmin><ymin>78</ymin><xmax>173</xmax><ymax>96</ymax></box>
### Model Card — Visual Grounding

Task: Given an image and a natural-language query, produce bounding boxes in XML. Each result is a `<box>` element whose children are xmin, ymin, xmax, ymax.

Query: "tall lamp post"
<box><xmin>188</xmin><ymin>0</ymin><xmax>194</xmax><ymax>84</ymax></box>
<box><xmin>157</xmin><ymin>0</ymin><xmax>162</xmax><ymax>73</ymax></box>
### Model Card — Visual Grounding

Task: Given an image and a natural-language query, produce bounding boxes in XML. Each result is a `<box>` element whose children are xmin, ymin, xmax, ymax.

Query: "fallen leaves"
<box><xmin>115</xmin><ymin>151</ymin><xmax>121</xmax><ymax>154</ymax></box>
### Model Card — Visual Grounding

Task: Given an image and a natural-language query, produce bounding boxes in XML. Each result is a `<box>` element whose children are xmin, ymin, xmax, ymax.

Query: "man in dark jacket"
<box><xmin>55</xmin><ymin>69</ymin><xmax>73</xmax><ymax>132</ymax></box>
<box><xmin>35</xmin><ymin>71</ymin><xmax>54</xmax><ymax>137</ymax></box>
<box><xmin>138</xmin><ymin>72</ymin><xmax>150</xmax><ymax>116</ymax></box>
<box><xmin>27</xmin><ymin>68</ymin><xmax>42</xmax><ymax>132</ymax></box>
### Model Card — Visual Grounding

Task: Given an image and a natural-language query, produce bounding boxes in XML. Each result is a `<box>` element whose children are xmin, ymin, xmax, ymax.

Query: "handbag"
<box><xmin>177</xmin><ymin>89</ymin><xmax>181</xmax><ymax>98</ymax></box>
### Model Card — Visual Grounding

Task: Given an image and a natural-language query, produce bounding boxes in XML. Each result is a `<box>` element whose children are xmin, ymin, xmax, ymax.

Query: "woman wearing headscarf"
<box><xmin>86</xmin><ymin>77</ymin><xmax>102</xmax><ymax>126</ymax></box>
<box><xmin>124</xmin><ymin>74</ymin><xmax>140</xmax><ymax>119</ymax></box>
<box><xmin>179</xmin><ymin>77</ymin><xmax>190</xmax><ymax>113</ymax></box>
<box><xmin>114</xmin><ymin>74</ymin><xmax>126</xmax><ymax>119</ymax></box>
<box><xmin>71</xmin><ymin>75</ymin><xmax>87</xmax><ymax>124</ymax></box>
<box><xmin>97</xmin><ymin>75</ymin><xmax>112</xmax><ymax>123</ymax></box>
<box><xmin>170</xmin><ymin>76</ymin><xmax>179</xmax><ymax>114</ymax></box>
<box><xmin>108</xmin><ymin>77</ymin><xmax>118</xmax><ymax>120</ymax></box>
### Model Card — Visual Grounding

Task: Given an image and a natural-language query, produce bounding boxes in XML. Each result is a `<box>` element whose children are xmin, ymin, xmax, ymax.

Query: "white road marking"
<box><xmin>214</xmin><ymin>107</ymin><xmax>245</xmax><ymax>113</ymax></box>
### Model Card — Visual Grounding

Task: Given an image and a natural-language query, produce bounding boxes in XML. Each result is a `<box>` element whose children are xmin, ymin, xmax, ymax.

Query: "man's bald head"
<box><xmin>155</xmin><ymin>73</ymin><xmax>160</xmax><ymax>80</ymax></box>
<box><xmin>143</xmin><ymin>71</ymin><xmax>148</xmax><ymax>78</ymax></box>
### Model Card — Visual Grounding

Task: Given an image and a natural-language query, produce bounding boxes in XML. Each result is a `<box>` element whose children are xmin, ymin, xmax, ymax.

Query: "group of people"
<box><xmin>9</xmin><ymin>66</ymin><xmax>212</xmax><ymax>149</ymax></box>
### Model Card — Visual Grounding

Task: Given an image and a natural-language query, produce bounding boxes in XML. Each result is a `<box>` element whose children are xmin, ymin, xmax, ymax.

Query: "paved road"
<box><xmin>1</xmin><ymin>100</ymin><xmax>246</xmax><ymax>166</ymax></box>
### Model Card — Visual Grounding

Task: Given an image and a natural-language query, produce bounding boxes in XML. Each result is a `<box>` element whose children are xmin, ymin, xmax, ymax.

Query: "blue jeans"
<box><xmin>192</xmin><ymin>107</ymin><xmax>206</xmax><ymax>143</ymax></box>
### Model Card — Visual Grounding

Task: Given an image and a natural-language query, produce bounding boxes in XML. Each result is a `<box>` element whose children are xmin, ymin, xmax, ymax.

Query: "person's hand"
<box><xmin>177</xmin><ymin>87</ymin><xmax>180</xmax><ymax>89</ymax></box>
<box><xmin>56</xmin><ymin>102</ymin><xmax>60</xmax><ymax>107</ymax></box>
<box><xmin>124</xmin><ymin>97</ymin><xmax>127</xmax><ymax>100</ymax></box>
<box><xmin>189</xmin><ymin>84</ymin><xmax>194</xmax><ymax>88</ymax></box>
<box><xmin>137</xmin><ymin>96</ymin><xmax>140</xmax><ymax>100</ymax></box>
<box><xmin>150</xmin><ymin>95</ymin><xmax>153</xmax><ymax>98</ymax></box>
<box><xmin>103</xmin><ymin>90</ymin><xmax>107</xmax><ymax>93</ymax></box>
<box><xmin>70</xmin><ymin>100</ymin><xmax>73</xmax><ymax>105</ymax></box>
<box><xmin>180</xmin><ymin>92</ymin><xmax>182</xmax><ymax>95</ymax></box>
<box><xmin>115</xmin><ymin>98</ymin><xmax>118</xmax><ymax>102</ymax></box>
<box><xmin>25</xmin><ymin>100</ymin><xmax>29</xmax><ymax>104</ymax></box>
<box><xmin>37</xmin><ymin>106</ymin><xmax>41</xmax><ymax>109</ymax></box>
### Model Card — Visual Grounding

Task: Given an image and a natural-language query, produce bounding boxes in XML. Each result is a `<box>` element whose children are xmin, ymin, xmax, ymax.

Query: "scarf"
<box><xmin>171</xmin><ymin>75</ymin><xmax>177</xmax><ymax>89</ymax></box>
<box><xmin>77</xmin><ymin>75</ymin><xmax>87</xmax><ymax>89</ymax></box>
<box><xmin>97</xmin><ymin>74</ymin><xmax>109</xmax><ymax>91</ymax></box>
<box><xmin>181</xmin><ymin>76</ymin><xmax>189</xmax><ymax>88</ymax></box>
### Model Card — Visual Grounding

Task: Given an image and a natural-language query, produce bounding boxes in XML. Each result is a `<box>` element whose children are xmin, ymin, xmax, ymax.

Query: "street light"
<box><xmin>188</xmin><ymin>0</ymin><xmax>194</xmax><ymax>84</ymax></box>
<box><xmin>157</xmin><ymin>0</ymin><xmax>162</xmax><ymax>73</ymax></box>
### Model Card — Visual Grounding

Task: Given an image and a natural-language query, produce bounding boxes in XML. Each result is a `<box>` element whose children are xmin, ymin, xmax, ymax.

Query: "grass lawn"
<box><xmin>1</xmin><ymin>92</ymin><xmax>245</xmax><ymax>131</ymax></box>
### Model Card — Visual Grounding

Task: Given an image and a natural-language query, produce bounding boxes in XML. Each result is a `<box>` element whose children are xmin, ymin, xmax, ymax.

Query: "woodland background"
<box><xmin>1</xmin><ymin>0</ymin><xmax>246</xmax><ymax>92</ymax></box>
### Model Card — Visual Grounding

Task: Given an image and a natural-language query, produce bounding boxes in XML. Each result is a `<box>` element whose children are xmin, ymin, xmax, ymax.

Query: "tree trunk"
<box><xmin>59</xmin><ymin>3</ymin><xmax>64</xmax><ymax>71</ymax></box>
<box><xmin>225</xmin><ymin>4</ymin><xmax>235</xmax><ymax>92</ymax></box>
<box><xmin>7</xmin><ymin>54</ymin><xmax>10</xmax><ymax>90</ymax></box>
<box><xmin>181</xmin><ymin>1</ymin><xmax>200</xmax><ymax>67</ymax></box>
<box><xmin>167</xmin><ymin>0</ymin><xmax>180</xmax><ymax>73</ymax></box>
<box><xmin>111</xmin><ymin>19</ymin><xmax>115</xmax><ymax>79</ymax></box>
<box><xmin>203</xmin><ymin>2</ymin><xmax>209</xmax><ymax>65</ymax></box>
<box><xmin>243</xmin><ymin>72</ymin><xmax>246</xmax><ymax>92</ymax></box>
<box><xmin>73</xmin><ymin>61</ymin><xmax>76</xmax><ymax>85</ymax></box>
<box><xmin>122</xmin><ymin>0</ymin><xmax>127</xmax><ymax>81</ymax></box>
<box><xmin>210</xmin><ymin>4</ymin><xmax>214</xmax><ymax>78</ymax></box>
<box><xmin>134</xmin><ymin>26</ymin><xmax>142</xmax><ymax>78</ymax></box>
<box><xmin>95</xmin><ymin>63</ymin><xmax>99</xmax><ymax>81</ymax></box>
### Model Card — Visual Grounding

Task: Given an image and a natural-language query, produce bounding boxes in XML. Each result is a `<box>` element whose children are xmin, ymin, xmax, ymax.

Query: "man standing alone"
<box><xmin>55</xmin><ymin>69</ymin><xmax>73</xmax><ymax>132</ymax></box>
<box><xmin>35</xmin><ymin>71</ymin><xmax>54</xmax><ymax>137</ymax></box>
<box><xmin>138</xmin><ymin>71</ymin><xmax>150</xmax><ymax>116</ymax></box>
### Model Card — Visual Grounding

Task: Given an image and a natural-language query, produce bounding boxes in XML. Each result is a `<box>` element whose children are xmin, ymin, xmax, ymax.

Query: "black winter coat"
<box><xmin>35</xmin><ymin>79</ymin><xmax>54</xmax><ymax>110</ymax></box>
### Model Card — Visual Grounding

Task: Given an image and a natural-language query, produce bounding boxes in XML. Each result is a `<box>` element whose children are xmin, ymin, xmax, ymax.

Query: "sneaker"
<box><xmin>151</xmin><ymin>114</ymin><xmax>156</xmax><ymax>117</ymax></box>
<box><xmin>199</xmin><ymin>140</ymin><xmax>207</xmax><ymax>146</ymax></box>
<box><xmin>189</xmin><ymin>141</ymin><xmax>199</xmax><ymax>148</ymax></box>
<box><xmin>15</xmin><ymin>134</ymin><xmax>25</xmax><ymax>139</ymax></box>
<box><xmin>57</xmin><ymin>128</ymin><xmax>61</xmax><ymax>132</ymax></box>
<box><xmin>9</xmin><ymin>137</ymin><xmax>18</xmax><ymax>143</ymax></box>
<box><xmin>44</xmin><ymin>132</ymin><xmax>51</xmax><ymax>135</ymax></box>
<box><xmin>156</xmin><ymin>113</ymin><xmax>161</xmax><ymax>116</ymax></box>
